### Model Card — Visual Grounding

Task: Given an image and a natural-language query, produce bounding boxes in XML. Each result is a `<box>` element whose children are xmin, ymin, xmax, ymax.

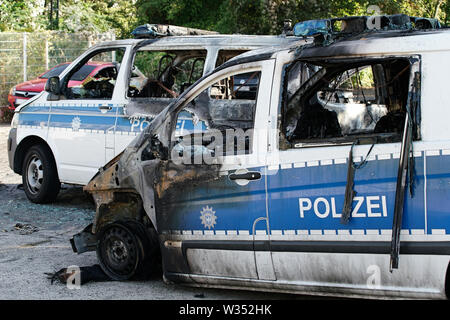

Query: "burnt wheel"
<box><xmin>96</xmin><ymin>221</ymin><xmax>158</xmax><ymax>281</ymax></box>
<box><xmin>22</xmin><ymin>144</ymin><xmax>60</xmax><ymax>203</ymax></box>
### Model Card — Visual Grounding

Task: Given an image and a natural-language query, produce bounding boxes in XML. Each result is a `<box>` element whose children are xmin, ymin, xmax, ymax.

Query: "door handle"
<box><xmin>229</xmin><ymin>171</ymin><xmax>261</xmax><ymax>181</ymax></box>
<box><xmin>99</xmin><ymin>105</ymin><xmax>112</xmax><ymax>111</ymax></box>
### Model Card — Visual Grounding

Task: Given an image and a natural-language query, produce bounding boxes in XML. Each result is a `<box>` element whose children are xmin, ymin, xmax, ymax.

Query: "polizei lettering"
<box><xmin>298</xmin><ymin>196</ymin><xmax>388</xmax><ymax>219</ymax></box>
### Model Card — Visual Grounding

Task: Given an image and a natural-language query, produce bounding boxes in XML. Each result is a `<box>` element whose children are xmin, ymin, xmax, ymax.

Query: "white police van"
<box><xmin>7</xmin><ymin>24</ymin><xmax>302</xmax><ymax>203</ymax></box>
<box><xmin>68</xmin><ymin>15</ymin><xmax>450</xmax><ymax>299</ymax></box>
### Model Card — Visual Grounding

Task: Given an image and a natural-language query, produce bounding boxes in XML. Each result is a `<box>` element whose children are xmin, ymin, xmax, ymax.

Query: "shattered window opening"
<box><xmin>63</xmin><ymin>47</ymin><xmax>126</xmax><ymax>100</ymax></box>
<box><xmin>280</xmin><ymin>57</ymin><xmax>419</xmax><ymax>149</ymax></box>
<box><xmin>215</xmin><ymin>50</ymin><xmax>248</xmax><ymax>68</ymax></box>
<box><xmin>168</xmin><ymin>70</ymin><xmax>262</xmax><ymax>163</ymax></box>
<box><xmin>127</xmin><ymin>49</ymin><xmax>207</xmax><ymax>99</ymax></box>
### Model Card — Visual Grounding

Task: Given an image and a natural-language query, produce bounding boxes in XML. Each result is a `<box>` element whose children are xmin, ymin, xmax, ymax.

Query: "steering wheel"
<box><xmin>157</xmin><ymin>55</ymin><xmax>175</xmax><ymax>80</ymax></box>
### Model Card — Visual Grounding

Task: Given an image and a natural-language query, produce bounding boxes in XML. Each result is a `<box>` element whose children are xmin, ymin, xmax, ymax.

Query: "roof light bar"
<box><xmin>132</xmin><ymin>24</ymin><xmax>219</xmax><ymax>39</ymax></box>
<box><xmin>294</xmin><ymin>14</ymin><xmax>442</xmax><ymax>38</ymax></box>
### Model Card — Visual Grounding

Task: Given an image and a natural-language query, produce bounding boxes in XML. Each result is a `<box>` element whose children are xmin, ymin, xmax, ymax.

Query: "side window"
<box><xmin>281</xmin><ymin>59</ymin><xmax>414</xmax><ymax>148</ymax></box>
<box><xmin>170</xmin><ymin>70</ymin><xmax>262</xmax><ymax>163</ymax></box>
<box><xmin>215</xmin><ymin>50</ymin><xmax>247</xmax><ymax>67</ymax></box>
<box><xmin>63</xmin><ymin>48</ymin><xmax>125</xmax><ymax>100</ymax></box>
<box><xmin>127</xmin><ymin>50</ymin><xmax>206</xmax><ymax>98</ymax></box>
<box><xmin>210</xmin><ymin>71</ymin><xmax>260</xmax><ymax>100</ymax></box>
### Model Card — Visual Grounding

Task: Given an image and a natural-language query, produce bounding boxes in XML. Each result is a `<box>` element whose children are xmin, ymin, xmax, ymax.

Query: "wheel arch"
<box><xmin>14</xmin><ymin>136</ymin><xmax>57</xmax><ymax>175</ymax></box>
<box><xmin>92</xmin><ymin>191</ymin><xmax>156</xmax><ymax>234</ymax></box>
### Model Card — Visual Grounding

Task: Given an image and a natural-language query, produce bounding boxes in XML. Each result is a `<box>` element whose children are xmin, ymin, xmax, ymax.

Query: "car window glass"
<box><xmin>71</xmin><ymin>65</ymin><xmax>97</xmax><ymax>81</ymax></box>
<box><xmin>40</xmin><ymin>64</ymin><xmax>69</xmax><ymax>79</ymax></box>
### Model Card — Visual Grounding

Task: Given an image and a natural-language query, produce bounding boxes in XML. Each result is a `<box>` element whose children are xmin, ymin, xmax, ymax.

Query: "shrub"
<box><xmin>0</xmin><ymin>106</ymin><xmax>13</xmax><ymax>124</ymax></box>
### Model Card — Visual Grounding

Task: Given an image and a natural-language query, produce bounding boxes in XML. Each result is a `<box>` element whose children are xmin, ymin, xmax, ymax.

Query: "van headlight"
<box><xmin>11</xmin><ymin>113</ymin><xmax>19</xmax><ymax>129</ymax></box>
<box><xmin>10</xmin><ymin>86</ymin><xmax>16</xmax><ymax>96</ymax></box>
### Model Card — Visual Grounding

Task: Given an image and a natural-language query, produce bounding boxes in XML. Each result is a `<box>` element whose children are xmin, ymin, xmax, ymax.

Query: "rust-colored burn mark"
<box><xmin>152</xmin><ymin>161</ymin><xmax>221</xmax><ymax>199</ymax></box>
<box><xmin>84</xmin><ymin>158</ymin><xmax>144</xmax><ymax>233</ymax></box>
<box><xmin>92</xmin><ymin>192</ymin><xmax>143</xmax><ymax>233</ymax></box>
<box><xmin>84</xmin><ymin>164</ymin><xmax>118</xmax><ymax>193</ymax></box>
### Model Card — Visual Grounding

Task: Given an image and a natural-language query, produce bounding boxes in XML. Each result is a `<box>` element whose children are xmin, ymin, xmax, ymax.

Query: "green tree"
<box><xmin>57</xmin><ymin>0</ymin><xmax>138</xmax><ymax>38</ymax></box>
<box><xmin>0</xmin><ymin>0</ymin><xmax>138</xmax><ymax>37</ymax></box>
<box><xmin>0</xmin><ymin>0</ymin><xmax>46</xmax><ymax>31</ymax></box>
<box><xmin>216</xmin><ymin>0</ymin><xmax>271</xmax><ymax>34</ymax></box>
<box><xmin>259</xmin><ymin>0</ymin><xmax>448</xmax><ymax>35</ymax></box>
<box><xmin>0</xmin><ymin>0</ymin><xmax>448</xmax><ymax>38</ymax></box>
<box><xmin>135</xmin><ymin>0</ymin><xmax>223</xmax><ymax>31</ymax></box>
<box><xmin>135</xmin><ymin>0</ymin><xmax>271</xmax><ymax>34</ymax></box>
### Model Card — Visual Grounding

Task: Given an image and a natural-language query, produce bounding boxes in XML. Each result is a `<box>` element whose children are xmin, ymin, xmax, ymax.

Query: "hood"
<box><xmin>14</xmin><ymin>78</ymin><xmax>47</xmax><ymax>92</ymax></box>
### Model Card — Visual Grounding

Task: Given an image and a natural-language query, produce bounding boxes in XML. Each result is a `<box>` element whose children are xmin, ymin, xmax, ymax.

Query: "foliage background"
<box><xmin>0</xmin><ymin>0</ymin><xmax>448</xmax><ymax>37</ymax></box>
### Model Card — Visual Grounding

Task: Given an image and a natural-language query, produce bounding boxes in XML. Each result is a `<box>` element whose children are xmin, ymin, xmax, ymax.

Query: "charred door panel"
<box><xmin>155</xmin><ymin>62</ymin><xmax>275</xmax><ymax>280</ymax></box>
<box><xmin>156</xmin><ymin>162</ymin><xmax>267</xmax><ymax>279</ymax></box>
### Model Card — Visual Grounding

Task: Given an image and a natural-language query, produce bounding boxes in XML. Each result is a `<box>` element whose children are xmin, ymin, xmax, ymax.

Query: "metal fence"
<box><xmin>0</xmin><ymin>31</ymin><xmax>115</xmax><ymax>108</ymax></box>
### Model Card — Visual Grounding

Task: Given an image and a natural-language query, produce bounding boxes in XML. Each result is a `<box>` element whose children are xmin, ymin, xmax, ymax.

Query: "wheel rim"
<box><xmin>26</xmin><ymin>155</ymin><xmax>43</xmax><ymax>195</ymax></box>
<box><xmin>99</xmin><ymin>225</ymin><xmax>140</xmax><ymax>279</ymax></box>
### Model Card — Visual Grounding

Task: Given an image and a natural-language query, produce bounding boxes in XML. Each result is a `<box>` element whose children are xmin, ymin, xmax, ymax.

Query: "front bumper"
<box><xmin>7</xmin><ymin>128</ymin><xmax>17</xmax><ymax>172</ymax></box>
<box><xmin>8</xmin><ymin>95</ymin><xmax>31</xmax><ymax>110</ymax></box>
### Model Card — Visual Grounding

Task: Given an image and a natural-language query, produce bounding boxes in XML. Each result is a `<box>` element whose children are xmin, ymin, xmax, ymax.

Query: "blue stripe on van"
<box><xmin>116</xmin><ymin>115</ymin><xmax>152</xmax><ymax>133</ymax></box>
<box><xmin>425</xmin><ymin>153</ymin><xmax>450</xmax><ymax>234</ymax></box>
<box><xmin>20</xmin><ymin>105</ymin><xmax>51</xmax><ymax>113</ymax></box>
<box><xmin>267</xmin><ymin>155</ymin><xmax>428</xmax><ymax>233</ymax></box>
<box><xmin>48</xmin><ymin>114</ymin><xmax>115</xmax><ymax>131</ymax></box>
<box><xmin>50</xmin><ymin>106</ymin><xmax>115</xmax><ymax>114</ymax></box>
<box><xmin>115</xmin><ymin>110</ymin><xmax>206</xmax><ymax>134</ymax></box>
<box><xmin>158</xmin><ymin>167</ymin><xmax>267</xmax><ymax>233</ymax></box>
<box><xmin>159</xmin><ymin>154</ymin><xmax>450</xmax><ymax>236</ymax></box>
<box><xmin>18</xmin><ymin>113</ymin><xmax>49</xmax><ymax>127</ymax></box>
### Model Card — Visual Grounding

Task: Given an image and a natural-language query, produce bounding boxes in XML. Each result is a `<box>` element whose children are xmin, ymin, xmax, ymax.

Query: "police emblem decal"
<box><xmin>200</xmin><ymin>206</ymin><xmax>217</xmax><ymax>229</ymax></box>
<box><xmin>71</xmin><ymin>116</ymin><xmax>81</xmax><ymax>132</ymax></box>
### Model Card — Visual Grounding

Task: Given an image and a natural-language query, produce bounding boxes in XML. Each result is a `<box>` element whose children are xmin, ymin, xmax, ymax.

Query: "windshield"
<box><xmin>40</xmin><ymin>64</ymin><xmax>97</xmax><ymax>81</ymax></box>
<box><xmin>39</xmin><ymin>64</ymin><xmax>69</xmax><ymax>79</ymax></box>
<box><xmin>70</xmin><ymin>65</ymin><xmax>97</xmax><ymax>81</ymax></box>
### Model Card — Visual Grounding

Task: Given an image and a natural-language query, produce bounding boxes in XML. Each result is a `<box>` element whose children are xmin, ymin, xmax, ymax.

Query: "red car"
<box><xmin>8</xmin><ymin>61</ymin><xmax>116</xmax><ymax>110</ymax></box>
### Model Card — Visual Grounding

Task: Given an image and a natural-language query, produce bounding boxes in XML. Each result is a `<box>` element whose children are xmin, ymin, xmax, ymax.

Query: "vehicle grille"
<box><xmin>15</xmin><ymin>91</ymin><xmax>39</xmax><ymax>98</ymax></box>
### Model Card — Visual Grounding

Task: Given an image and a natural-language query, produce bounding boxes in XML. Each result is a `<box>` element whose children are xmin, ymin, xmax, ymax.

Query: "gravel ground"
<box><xmin>0</xmin><ymin>123</ymin><xmax>302</xmax><ymax>300</ymax></box>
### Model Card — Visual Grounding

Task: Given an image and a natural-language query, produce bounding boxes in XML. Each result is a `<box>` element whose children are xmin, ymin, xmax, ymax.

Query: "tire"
<box><xmin>96</xmin><ymin>220</ymin><xmax>159</xmax><ymax>281</ymax></box>
<box><xmin>22</xmin><ymin>144</ymin><xmax>60</xmax><ymax>204</ymax></box>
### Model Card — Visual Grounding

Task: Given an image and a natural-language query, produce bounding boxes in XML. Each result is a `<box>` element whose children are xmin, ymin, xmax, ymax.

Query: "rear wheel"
<box><xmin>22</xmin><ymin>144</ymin><xmax>60</xmax><ymax>203</ymax></box>
<box><xmin>96</xmin><ymin>220</ymin><xmax>159</xmax><ymax>281</ymax></box>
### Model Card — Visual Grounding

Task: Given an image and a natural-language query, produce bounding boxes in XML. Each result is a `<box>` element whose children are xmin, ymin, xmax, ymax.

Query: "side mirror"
<box><xmin>45</xmin><ymin>76</ymin><xmax>60</xmax><ymax>101</ymax></box>
<box><xmin>45</xmin><ymin>76</ymin><xmax>60</xmax><ymax>94</ymax></box>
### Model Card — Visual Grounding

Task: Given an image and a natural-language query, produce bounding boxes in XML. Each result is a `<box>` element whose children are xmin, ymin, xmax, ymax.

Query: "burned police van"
<box><xmin>7</xmin><ymin>24</ymin><xmax>302</xmax><ymax>204</ymax></box>
<box><xmin>71</xmin><ymin>15</ymin><xmax>450</xmax><ymax>299</ymax></box>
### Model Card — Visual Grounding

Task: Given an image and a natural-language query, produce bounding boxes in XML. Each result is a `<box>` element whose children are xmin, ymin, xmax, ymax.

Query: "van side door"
<box><xmin>158</xmin><ymin>60</ymin><xmax>275</xmax><ymax>280</ymax></box>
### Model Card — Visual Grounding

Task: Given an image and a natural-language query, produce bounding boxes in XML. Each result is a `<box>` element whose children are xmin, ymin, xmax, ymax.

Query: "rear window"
<box><xmin>40</xmin><ymin>64</ymin><xmax>69</xmax><ymax>79</ymax></box>
<box><xmin>70</xmin><ymin>65</ymin><xmax>96</xmax><ymax>81</ymax></box>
